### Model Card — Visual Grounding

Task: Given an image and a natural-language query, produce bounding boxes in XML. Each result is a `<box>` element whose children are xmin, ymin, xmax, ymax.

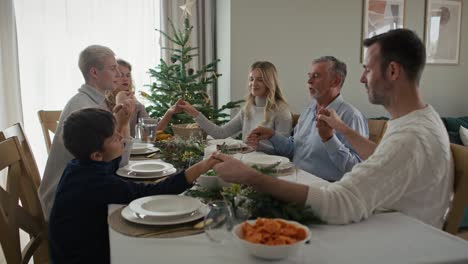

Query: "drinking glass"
<box><xmin>276</xmin><ymin>162</ymin><xmax>298</xmax><ymax>182</ymax></box>
<box><xmin>204</xmin><ymin>200</ymin><xmax>234</xmax><ymax>244</ymax></box>
<box><xmin>139</xmin><ymin>117</ymin><xmax>159</xmax><ymax>143</ymax></box>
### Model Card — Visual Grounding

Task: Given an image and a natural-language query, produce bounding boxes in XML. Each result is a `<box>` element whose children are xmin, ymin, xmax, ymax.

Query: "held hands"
<box><xmin>212</xmin><ymin>153</ymin><xmax>257</xmax><ymax>185</ymax></box>
<box><xmin>185</xmin><ymin>154</ymin><xmax>222</xmax><ymax>183</ymax></box>
<box><xmin>176</xmin><ymin>100</ymin><xmax>199</xmax><ymax>118</ymax></box>
<box><xmin>246</xmin><ymin>126</ymin><xmax>275</xmax><ymax>148</ymax></box>
<box><xmin>167</xmin><ymin>99</ymin><xmax>184</xmax><ymax>116</ymax></box>
<box><xmin>316</xmin><ymin>108</ymin><xmax>334</xmax><ymax>142</ymax></box>
<box><xmin>317</xmin><ymin>109</ymin><xmax>348</xmax><ymax>135</ymax></box>
<box><xmin>113</xmin><ymin>91</ymin><xmax>136</xmax><ymax>132</ymax></box>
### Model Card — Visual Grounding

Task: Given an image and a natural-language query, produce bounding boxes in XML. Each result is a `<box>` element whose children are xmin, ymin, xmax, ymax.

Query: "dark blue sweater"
<box><xmin>49</xmin><ymin>158</ymin><xmax>192</xmax><ymax>263</ymax></box>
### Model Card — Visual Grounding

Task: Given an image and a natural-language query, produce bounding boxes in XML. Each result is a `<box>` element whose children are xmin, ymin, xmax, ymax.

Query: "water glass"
<box><xmin>139</xmin><ymin>117</ymin><xmax>159</xmax><ymax>143</ymax></box>
<box><xmin>204</xmin><ymin>200</ymin><xmax>234</xmax><ymax>244</ymax></box>
<box><xmin>276</xmin><ymin>162</ymin><xmax>298</xmax><ymax>182</ymax></box>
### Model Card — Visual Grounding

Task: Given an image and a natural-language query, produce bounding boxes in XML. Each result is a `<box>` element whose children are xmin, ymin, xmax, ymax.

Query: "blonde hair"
<box><xmin>78</xmin><ymin>45</ymin><xmax>115</xmax><ymax>82</ymax></box>
<box><xmin>244</xmin><ymin>61</ymin><xmax>288</xmax><ymax>124</ymax></box>
<box><xmin>105</xmin><ymin>58</ymin><xmax>134</xmax><ymax>111</ymax></box>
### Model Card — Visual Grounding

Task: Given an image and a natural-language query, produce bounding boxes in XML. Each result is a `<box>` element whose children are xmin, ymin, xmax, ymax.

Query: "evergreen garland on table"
<box><xmin>141</xmin><ymin>17</ymin><xmax>243</xmax><ymax>132</ymax></box>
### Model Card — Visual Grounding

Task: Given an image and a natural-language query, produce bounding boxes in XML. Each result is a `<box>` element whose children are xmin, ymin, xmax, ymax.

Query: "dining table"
<box><xmin>109</xmin><ymin>165</ymin><xmax>468</xmax><ymax>264</ymax></box>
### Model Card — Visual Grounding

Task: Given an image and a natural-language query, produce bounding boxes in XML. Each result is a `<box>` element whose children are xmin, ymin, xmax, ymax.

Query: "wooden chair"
<box><xmin>443</xmin><ymin>143</ymin><xmax>468</xmax><ymax>240</ymax></box>
<box><xmin>368</xmin><ymin>119</ymin><xmax>388</xmax><ymax>145</ymax></box>
<box><xmin>0</xmin><ymin>137</ymin><xmax>49</xmax><ymax>264</ymax></box>
<box><xmin>291</xmin><ymin>113</ymin><xmax>300</xmax><ymax>128</ymax></box>
<box><xmin>37</xmin><ymin>110</ymin><xmax>61</xmax><ymax>154</ymax></box>
<box><xmin>0</xmin><ymin>123</ymin><xmax>41</xmax><ymax>190</ymax></box>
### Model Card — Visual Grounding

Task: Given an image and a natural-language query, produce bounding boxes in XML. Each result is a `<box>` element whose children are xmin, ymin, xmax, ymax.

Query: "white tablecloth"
<box><xmin>109</xmin><ymin>170</ymin><xmax>468</xmax><ymax>264</ymax></box>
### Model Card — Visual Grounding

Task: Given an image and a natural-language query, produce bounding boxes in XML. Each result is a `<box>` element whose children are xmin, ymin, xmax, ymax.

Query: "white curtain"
<box><xmin>14</xmin><ymin>0</ymin><xmax>161</xmax><ymax>174</ymax></box>
<box><xmin>0</xmin><ymin>0</ymin><xmax>23</xmax><ymax>131</ymax></box>
<box><xmin>160</xmin><ymin>0</ymin><xmax>217</xmax><ymax>105</ymax></box>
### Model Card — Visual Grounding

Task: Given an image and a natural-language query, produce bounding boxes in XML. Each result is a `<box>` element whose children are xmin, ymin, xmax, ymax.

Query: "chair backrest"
<box><xmin>291</xmin><ymin>113</ymin><xmax>300</xmax><ymax>128</ymax></box>
<box><xmin>368</xmin><ymin>119</ymin><xmax>388</xmax><ymax>145</ymax></box>
<box><xmin>0</xmin><ymin>137</ymin><xmax>49</xmax><ymax>264</ymax></box>
<box><xmin>37</xmin><ymin>110</ymin><xmax>61</xmax><ymax>154</ymax></box>
<box><xmin>0</xmin><ymin>123</ymin><xmax>41</xmax><ymax>189</ymax></box>
<box><xmin>443</xmin><ymin>143</ymin><xmax>468</xmax><ymax>235</ymax></box>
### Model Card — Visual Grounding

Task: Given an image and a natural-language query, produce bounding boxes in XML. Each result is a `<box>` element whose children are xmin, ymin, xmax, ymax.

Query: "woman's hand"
<box><xmin>177</xmin><ymin>100</ymin><xmax>199</xmax><ymax>118</ymax></box>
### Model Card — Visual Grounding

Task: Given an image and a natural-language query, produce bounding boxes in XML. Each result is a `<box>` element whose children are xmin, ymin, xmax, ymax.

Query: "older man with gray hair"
<box><xmin>248</xmin><ymin>56</ymin><xmax>368</xmax><ymax>181</ymax></box>
<box><xmin>39</xmin><ymin>45</ymin><xmax>135</xmax><ymax>218</ymax></box>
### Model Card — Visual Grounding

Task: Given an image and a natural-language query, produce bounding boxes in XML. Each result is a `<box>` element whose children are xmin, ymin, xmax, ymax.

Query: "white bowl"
<box><xmin>129</xmin><ymin>195</ymin><xmax>203</xmax><ymax>217</ymax></box>
<box><xmin>242</xmin><ymin>152</ymin><xmax>289</xmax><ymax>168</ymax></box>
<box><xmin>197</xmin><ymin>174</ymin><xmax>232</xmax><ymax>190</ymax></box>
<box><xmin>197</xmin><ymin>174</ymin><xmax>219</xmax><ymax>190</ymax></box>
<box><xmin>132</xmin><ymin>142</ymin><xmax>153</xmax><ymax>151</ymax></box>
<box><xmin>128</xmin><ymin>161</ymin><xmax>172</xmax><ymax>176</ymax></box>
<box><xmin>232</xmin><ymin>219</ymin><xmax>311</xmax><ymax>260</ymax></box>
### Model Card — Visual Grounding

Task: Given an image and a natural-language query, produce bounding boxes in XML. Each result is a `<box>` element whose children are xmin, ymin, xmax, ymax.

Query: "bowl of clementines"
<box><xmin>232</xmin><ymin>218</ymin><xmax>311</xmax><ymax>260</ymax></box>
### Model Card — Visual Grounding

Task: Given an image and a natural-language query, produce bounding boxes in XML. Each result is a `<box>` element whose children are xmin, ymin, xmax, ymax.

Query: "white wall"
<box><xmin>217</xmin><ymin>0</ymin><xmax>468</xmax><ymax>118</ymax></box>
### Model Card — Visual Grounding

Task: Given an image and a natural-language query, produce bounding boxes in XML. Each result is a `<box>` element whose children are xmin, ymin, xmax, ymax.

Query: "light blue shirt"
<box><xmin>268</xmin><ymin>94</ymin><xmax>368</xmax><ymax>181</ymax></box>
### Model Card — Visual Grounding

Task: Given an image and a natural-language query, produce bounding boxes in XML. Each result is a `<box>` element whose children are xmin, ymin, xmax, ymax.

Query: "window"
<box><xmin>14</xmin><ymin>0</ymin><xmax>161</xmax><ymax>172</ymax></box>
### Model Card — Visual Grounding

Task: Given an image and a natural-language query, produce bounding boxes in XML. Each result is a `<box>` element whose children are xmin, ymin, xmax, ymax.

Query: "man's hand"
<box><xmin>316</xmin><ymin>108</ymin><xmax>334</xmax><ymax>142</ymax></box>
<box><xmin>212</xmin><ymin>153</ymin><xmax>258</xmax><ymax>185</ymax></box>
<box><xmin>113</xmin><ymin>96</ymin><xmax>135</xmax><ymax>133</ymax></box>
<box><xmin>185</xmin><ymin>154</ymin><xmax>222</xmax><ymax>183</ymax></box>
<box><xmin>246</xmin><ymin>126</ymin><xmax>274</xmax><ymax>148</ymax></box>
<box><xmin>317</xmin><ymin>109</ymin><xmax>348</xmax><ymax>134</ymax></box>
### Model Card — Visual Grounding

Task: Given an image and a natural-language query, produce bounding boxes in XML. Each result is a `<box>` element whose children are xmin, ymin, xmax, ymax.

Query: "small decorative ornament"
<box><xmin>179</xmin><ymin>0</ymin><xmax>195</xmax><ymax>18</ymax></box>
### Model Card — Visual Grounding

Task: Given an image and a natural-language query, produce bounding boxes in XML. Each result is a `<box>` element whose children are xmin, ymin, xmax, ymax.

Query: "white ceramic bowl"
<box><xmin>128</xmin><ymin>161</ymin><xmax>172</xmax><ymax>176</ymax></box>
<box><xmin>197</xmin><ymin>174</ymin><xmax>232</xmax><ymax>190</ymax></box>
<box><xmin>197</xmin><ymin>174</ymin><xmax>220</xmax><ymax>190</ymax></box>
<box><xmin>232</xmin><ymin>219</ymin><xmax>311</xmax><ymax>260</ymax></box>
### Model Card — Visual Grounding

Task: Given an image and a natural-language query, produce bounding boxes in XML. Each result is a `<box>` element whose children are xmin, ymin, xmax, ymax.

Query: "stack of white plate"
<box><xmin>116</xmin><ymin>160</ymin><xmax>176</xmax><ymax>179</ymax></box>
<box><xmin>131</xmin><ymin>142</ymin><xmax>159</xmax><ymax>155</ymax></box>
<box><xmin>121</xmin><ymin>195</ymin><xmax>207</xmax><ymax>225</ymax></box>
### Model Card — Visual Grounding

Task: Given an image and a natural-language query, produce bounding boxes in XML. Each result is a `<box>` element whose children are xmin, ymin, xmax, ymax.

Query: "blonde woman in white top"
<box><xmin>178</xmin><ymin>61</ymin><xmax>292</xmax><ymax>141</ymax></box>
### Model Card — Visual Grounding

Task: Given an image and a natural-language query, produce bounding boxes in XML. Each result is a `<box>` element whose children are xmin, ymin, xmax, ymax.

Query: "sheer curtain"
<box><xmin>0</xmin><ymin>0</ymin><xmax>23</xmax><ymax>131</ymax></box>
<box><xmin>13</xmin><ymin>0</ymin><xmax>161</xmax><ymax>174</ymax></box>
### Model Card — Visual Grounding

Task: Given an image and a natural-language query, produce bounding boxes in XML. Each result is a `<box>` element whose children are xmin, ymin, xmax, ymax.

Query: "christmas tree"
<box><xmin>141</xmin><ymin>17</ymin><xmax>243</xmax><ymax>132</ymax></box>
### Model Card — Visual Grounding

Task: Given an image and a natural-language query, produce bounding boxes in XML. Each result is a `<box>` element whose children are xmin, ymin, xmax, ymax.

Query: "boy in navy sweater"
<box><xmin>49</xmin><ymin>108</ymin><xmax>218</xmax><ymax>263</ymax></box>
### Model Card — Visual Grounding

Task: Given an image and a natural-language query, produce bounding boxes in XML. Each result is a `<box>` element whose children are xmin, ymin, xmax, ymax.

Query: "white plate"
<box><xmin>116</xmin><ymin>167</ymin><xmax>177</xmax><ymax>179</ymax></box>
<box><xmin>121</xmin><ymin>204</ymin><xmax>207</xmax><ymax>225</ymax></box>
<box><xmin>129</xmin><ymin>195</ymin><xmax>203</xmax><ymax>217</ymax></box>
<box><xmin>128</xmin><ymin>161</ymin><xmax>173</xmax><ymax>176</ymax></box>
<box><xmin>131</xmin><ymin>146</ymin><xmax>160</xmax><ymax>155</ymax></box>
<box><xmin>132</xmin><ymin>142</ymin><xmax>154</xmax><ymax>151</ymax></box>
<box><xmin>207</xmin><ymin>138</ymin><xmax>246</xmax><ymax>149</ymax></box>
<box><xmin>242</xmin><ymin>152</ymin><xmax>289</xmax><ymax>167</ymax></box>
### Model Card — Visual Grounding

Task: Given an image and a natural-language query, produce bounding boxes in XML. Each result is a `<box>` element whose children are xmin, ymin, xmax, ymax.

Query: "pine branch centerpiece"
<box><xmin>142</xmin><ymin>17</ymin><xmax>243</xmax><ymax>133</ymax></box>
<box><xmin>155</xmin><ymin>136</ymin><xmax>205</xmax><ymax>169</ymax></box>
<box><xmin>186</xmin><ymin>169</ymin><xmax>322</xmax><ymax>225</ymax></box>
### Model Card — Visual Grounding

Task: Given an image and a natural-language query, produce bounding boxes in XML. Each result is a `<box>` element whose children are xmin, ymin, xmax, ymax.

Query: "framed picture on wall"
<box><xmin>361</xmin><ymin>0</ymin><xmax>406</xmax><ymax>62</ymax></box>
<box><xmin>425</xmin><ymin>0</ymin><xmax>463</xmax><ymax>64</ymax></box>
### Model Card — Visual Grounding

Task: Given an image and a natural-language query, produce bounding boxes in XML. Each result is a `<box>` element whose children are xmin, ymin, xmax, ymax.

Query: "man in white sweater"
<box><xmin>213</xmin><ymin>29</ymin><xmax>453</xmax><ymax>228</ymax></box>
<box><xmin>39</xmin><ymin>45</ymin><xmax>135</xmax><ymax>219</ymax></box>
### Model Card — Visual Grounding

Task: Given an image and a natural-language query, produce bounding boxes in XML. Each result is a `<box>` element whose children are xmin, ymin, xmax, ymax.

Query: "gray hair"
<box><xmin>78</xmin><ymin>45</ymin><xmax>115</xmax><ymax>81</ymax></box>
<box><xmin>312</xmin><ymin>56</ymin><xmax>347</xmax><ymax>88</ymax></box>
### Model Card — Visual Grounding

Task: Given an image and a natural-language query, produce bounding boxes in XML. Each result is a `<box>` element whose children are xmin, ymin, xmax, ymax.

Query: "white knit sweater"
<box><xmin>194</xmin><ymin>97</ymin><xmax>292</xmax><ymax>140</ymax></box>
<box><xmin>306</xmin><ymin>105</ymin><xmax>453</xmax><ymax>228</ymax></box>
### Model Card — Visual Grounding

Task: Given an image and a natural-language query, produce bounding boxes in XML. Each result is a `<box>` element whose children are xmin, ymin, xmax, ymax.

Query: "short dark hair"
<box><xmin>363</xmin><ymin>29</ymin><xmax>426</xmax><ymax>83</ymax></box>
<box><xmin>312</xmin><ymin>56</ymin><xmax>347</xmax><ymax>88</ymax></box>
<box><xmin>63</xmin><ymin>108</ymin><xmax>115</xmax><ymax>161</ymax></box>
